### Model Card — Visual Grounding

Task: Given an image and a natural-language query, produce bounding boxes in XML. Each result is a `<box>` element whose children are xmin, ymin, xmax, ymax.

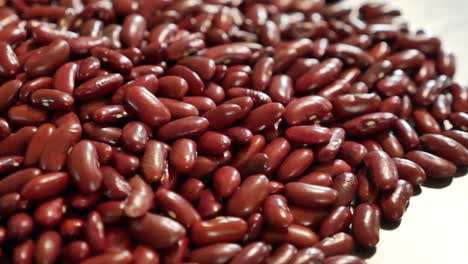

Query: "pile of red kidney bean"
<box><xmin>0</xmin><ymin>0</ymin><xmax>467</xmax><ymax>263</ymax></box>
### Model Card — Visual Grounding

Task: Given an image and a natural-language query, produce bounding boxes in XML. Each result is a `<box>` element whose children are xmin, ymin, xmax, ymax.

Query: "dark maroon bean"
<box><xmin>157</xmin><ymin>116</ymin><xmax>209</xmax><ymax>141</ymax></box>
<box><xmin>75</xmin><ymin>73</ymin><xmax>124</xmax><ymax>100</ymax></box>
<box><xmin>352</xmin><ymin>203</ymin><xmax>380</xmax><ymax>247</ymax></box>
<box><xmin>327</xmin><ymin>43</ymin><xmax>373</xmax><ymax>67</ymax></box>
<box><xmin>380</xmin><ymin>179</ymin><xmax>413</xmax><ymax>221</ymax></box>
<box><xmin>405</xmin><ymin>150</ymin><xmax>456</xmax><ymax>178</ymax></box>
<box><xmin>34</xmin><ymin>231</ymin><xmax>61</xmax><ymax>264</ymax></box>
<box><xmin>319</xmin><ymin>207</ymin><xmax>352</xmax><ymax>238</ymax></box>
<box><xmin>449</xmin><ymin>112</ymin><xmax>468</xmax><ymax>131</ymax></box>
<box><xmin>53</xmin><ymin>62</ymin><xmax>79</xmax><ymax>95</ymax></box>
<box><xmin>62</xmin><ymin>240</ymin><xmax>91</xmax><ymax>263</ymax></box>
<box><xmin>343</xmin><ymin>112</ymin><xmax>397</xmax><ymax>136</ymax></box>
<box><xmin>364</xmin><ymin>150</ymin><xmax>398</xmax><ymax>190</ymax></box>
<box><xmin>129</xmin><ymin>213</ymin><xmax>186</xmax><ymax>249</ymax></box>
<box><xmin>121</xmin><ymin>14</ymin><xmax>146</xmax><ymax>47</ymax></box>
<box><xmin>124</xmin><ymin>175</ymin><xmax>154</xmax><ymax>218</ymax></box>
<box><xmin>332</xmin><ymin>172</ymin><xmax>358</xmax><ymax>206</ymax></box>
<box><xmin>125</xmin><ymin>85</ymin><xmax>171</xmax><ymax>127</ymax></box>
<box><xmin>68</xmin><ymin>140</ymin><xmax>102</xmax><ymax>193</ymax></box>
<box><xmin>263</xmin><ymin>194</ymin><xmax>293</xmax><ymax>229</ymax></box>
<box><xmin>443</xmin><ymin>130</ymin><xmax>468</xmax><ymax>148</ymax></box>
<box><xmin>413</xmin><ymin>109</ymin><xmax>441</xmax><ymax>134</ymax></box>
<box><xmin>284</xmin><ymin>96</ymin><xmax>332</xmax><ymax>125</ymax></box>
<box><xmin>262</xmin><ymin>224</ymin><xmax>320</xmax><ymax>248</ymax></box>
<box><xmin>184</xmin><ymin>96</ymin><xmax>216</xmax><ymax>114</ymax></box>
<box><xmin>420</xmin><ymin>134</ymin><xmax>468</xmax><ymax>165</ymax></box>
<box><xmin>393</xmin><ymin>158</ymin><xmax>427</xmax><ymax>186</ymax></box>
<box><xmin>155</xmin><ymin>188</ymin><xmax>200</xmax><ymax>228</ymax></box>
<box><xmin>387</xmin><ymin>49</ymin><xmax>425</xmax><ymax>70</ymax></box>
<box><xmin>0</xmin><ymin>80</ymin><xmax>22</xmax><ymax>112</ymax></box>
<box><xmin>80</xmin><ymin>251</ymin><xmax>133</xmax><ymax>264</ymax></box>
<box><xmin>170</xmin><ymin>138</ymin><xmax>197</xmax><ymax>173</ymax></box>
<box><xmin>213</xmin><ymin>166</ymin><xmax>240</xmax><ymax>198</ymax></box>
<box><xmin>284</xmin><ymin>182</ymin><xmax>338</xmax><ymax>209</ymax></box>
<box><xmin>158</xmin><ymin>76</ymin><xmax>188</xmax><ymax>99</ymax></box>
<box><xmin>295</xmin><ymin>58</ymin><xmax>343</xmax><ymax>93</ymax></box>
<box><xmin>187</xmin><ymin>243</ymin><xmax>241</xmax><ymax>264</ymax></box>
<box><xmin>0</xmin><ymin>41</ymin><xmax>20</xmax><ymax>77</ymax></box>
<box><xmin>198</xmin><ymin>189</ymin><xmax>222</xmax><ymax>219</ymax></box>
<box><xmin>285</xmin><ymin>125</ymin><xmax>331</xmax><ymax>145</ymax></box>
<box><xmin>437</xmin><ymin>49</ymin><xmax>456</xmax><ymax>77</ymax></box>
<box><xmin>268</xmin><ymin>74</ymin><xmax>294</xmax><ymax>104</ymax></box>
<box><xmin>168</xmin><ymin>65</ymin><xmax>205</xmax><ymax>95</ymax></box>
<box><xmin>78</xmin><ymin>56</ymin><xmax>101</xmax><ymax>81</ymax></box>
<box><xmin>226</xmin><ymin>174</ymin><xmax>269</xmax><ymax>217</ymax></box>
<box><xmin>333</xmin><ymin>93</ymin><xmax>381</xmax><ymax>118</ymax></box>
<box><xmin>339</xmin><ymin>141</ymin><xmax>368</xmax><ymax>167</ymax></box>
<box><xmin>178</xmin><ymin>56</ymin><xmax>216</xmax><ymax>81</ymax></box>
<box><xmin>178</xmin><ymin>178</ymin><xmax>204</xmax><ymax>203</ymax></box>
<box><xmin>315</xmin><ymin>233</ymin><xmax>355</xmax><ymax>257</ymax></box>
<box><xmin>7</xmin><ymin>212</ymin><xmax>34</xmax><ymax>240</ymax></box>
<box><xmin>24</xmin><ymin>40</ymin><xmax>70</xmax><ymax>77</ymax></box>
<box><xmin>277</xmin><ymin>149</ymin><xmax>314</xmax><ymax>182</ymax></box>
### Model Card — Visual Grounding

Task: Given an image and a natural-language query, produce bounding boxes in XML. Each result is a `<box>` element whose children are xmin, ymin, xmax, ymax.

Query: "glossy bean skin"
<box><xmin>315</xmin><ymin>233</ymin><xmax>355</xmax><ymax>257</ymax></box>
<box><xmin>339</xmin><ymin>141</ymin><xmax>368</xmax><ymax>167</ymax></box>
<box><xmin>264</xmin><ymin>244</ymin><xmax>298</xmax><ymax>264</ymax></box>
<box><xmin>229</xmin><ymin>242</ymin><xmax>270</xmax><ymax>264</ymax></box>
<box><xmin>443</xmin><ymin>130</ymin><xmax>468</xmax><ymax>149</ymax></box>
<box><xmin>285</xmin><ymin>125</ymin><xmax>331</xmax><ymax>145</ymax></box>
<box><xmin>157</xmin><ymin>116</ymin><xmax>209</xmax><ymax>141</ymax></box>
<box><xmin>405</xmin><ymin>151</ymin><xmax>456</xmax><ymax>178</ymax></box>
<box><xmin>7</xmin><ymin>212</ymin><xmax>34</xmax><ymax>240</ymax></box>
<box><xmin>393</xmin><ymin>158</ymin><xmax>427</xmax><ymax>186</ymax></box>
<box><xmin>124</xmin><ymin>175</ymin><xmax>154</xmax><ymax>218</ymax></box>
<box><xmin>295</xmin><ymin>58</ymin><xmax>343</xmax><ymax>93</ymax></box>
<box><xmin>197</xmin><ymin>132</ymin><xmax>231</xmax><ymax>155</ymax></box>
<box><xmin>277</xmin><ymin>149</ymin><xmax>314</xmax><ymax>182</ymax></box>
<box><xmin>319</xmin><ymin>207</ymin><xmax>352</xmax><ymax>238</ymax></box>
<box><xmin>393</xmin><ymin>119</ymin><xmax>420</xmax><ymax>151</ymax></box>
<box><xmin>263</xmin><ymin>194</ymin><xmax>293</xmax><ymax>229</ymax></box>
<box><xmin>0</xmin><ymin>41</ymin><xmax>20</xmax><ymax>77</ymax></box>
<box><xmin>21</xmin><ymin>172</ymin><xmax>69</xmax><ymax>201</ymax></box>
<box><xmin>261</xmin><ymin>224</ymin><xmax>320</xmax><ymax>249</ymax></box>
<box><xmin>213</xmin><ymin>166</ymin><xmax>241</xmax><ymax>198</ymax></box>
<box><xmin>75</xmin><ymin>73</ymin><xmax>124</xmax><ymax>100</ymax></box>
<box><xmin>420</xmin><ymin>134</ymin><xmax>468</xmax><ymax>165</ymax></box>
<box><xmin>243</xmin><ymin>103</ymin><xmax>285</xmax><ymax>133</ymax></box>
<box><xmin>155</xmin><ymin>188</ymin><xmax>200</xmax><ymax>228</ymax></box>
<box><xmin>34</xmin><ymin>231</ymin><xmax>62</xmax><ymax>264</ymax></box>
<box><xmin>332</xmin><ymin>172</ymin><xmax>358</xmax><ymax>207</ymax></box>
<box><xmin>170</xmin><ymin>138</ymin><xmax>197</xmax><ymax>173</ymax></box>
<box><xmin>380</xmin><ymin>180</ymin><xmax>414</xmax><ymax>221</ymax></box>
<box><xmin>284</xmin><ymin>183</ymin><xmax>338</xmax><ymax>209</ymax></box>
<box><xmin>24</xmin><ymin>40</ymin><xmax>70</xmax><ymax>77</ymax></box>
<box><xmin>129</xmin><ymin>213</ymin><xmax>186</xmax><ymax>249</ymax></box>
<box><xmin>191</xmin><ymin>216</ymin><xmax>247</xmax><ymax>245</ymax></box>
<box><xmin>324</xmin><ymin>255</ymin><xmax>366</xmax><ymax>264</ymax></box>
<box><xmin>226</xmin><ymin>174</ymin><xmax>269</xmax><ymax>217</ymax></box>
<box><xmin>68</xmin><ymin>140</ymin><xmax>103</xmax><ymax>193</ymax></box>
<box><xmin>62</xmin><ymin>240</ymin><xmax>91</xmax><ymax>263</ymax></box>
<box><xmin>343</xmin><ymin>112</ymin><xmax>397</xmax><ymax>136</ymax></box>
<box><xmin>412</xmin><ymin>109</ymin><xmax>441</xmax><ymax>134</ymax></box>
<box><xmin>364</xmin><ymin>151</ymin><xmax>398</xmax><ymax>190</ymax></box>
<box><xmin>284</xmin><ymin>96</ymin><xmax>332</xmax><ymax>125</ymax></box>
<box><xmin>186</xmin><ymin>243</ymin><xmax>242</xmax><ymax>264</ymax></box>
<box><xmin>352</xmin><ymin>204</ymin><xmax>380</xmax><ymax>247</ymax></box>
<box><xmin>316</xmin><ymin>128</ymin><xmax>346</xmax><ymax>163</ymax></box>
<box><xmin>0</xmin><ymin>168</ymin><xmax>42</xmax><ymax>196</ymax></box>
<box><xmin>125</xmin><ymin>85</ymin><xmax>171</xmax><ymax>127</ymax></box>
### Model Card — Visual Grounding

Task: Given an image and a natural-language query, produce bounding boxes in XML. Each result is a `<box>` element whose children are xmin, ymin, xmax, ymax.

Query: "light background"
<box><xmin>347</xmin><ymin>0</ymin><xmax>468</xmax><ymax>263</ymax></box>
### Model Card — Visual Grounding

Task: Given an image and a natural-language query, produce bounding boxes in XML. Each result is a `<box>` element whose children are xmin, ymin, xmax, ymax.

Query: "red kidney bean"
<box><xmin>299</xmin><ymin>172</ymin><xmax>333</xmax><ymax>187</ymax></box>
<box><xmin>124</xmin><ymin>175</ymin><xmax>154</xmax><ymax>218</ymax></box>
<box><xmin>449</xmin><ymin>112</ymin><xmax>468</xmax><ymax>131</ymax></box>
<box><xmin>53</xmin><ymin>61</ymin><xmax>78</xmax><ymax>95</ymax></box>
<box><xmin>0</xmin><ymin>79</ymin><xmax>22</xmax><ymax>112</ymax></box>
<box><xmin>191</xmin><ymin>216</ymin><xmax>247</xmax><ymax>245</ymax></box>
<box><xmin>168</xmin><ymin>65</ymin><xmax>205</xmax><ymax>96</ymax></box>
<box><xmin>0</xmin><ymin>168</ymin><xmax>41</xmax><ymax>196</ymax></box>
<box><xmin>262</xmin><ymin>224</ymin><xmax>319</xmax><ymax>248</ymax></box>
<box><xmin>168</xmin><ymin>138</ymin><xmax>196</xmax><ymax>174</ymax></box>
<box><xmin>7</xmin><ymin>212</ymin><xmax>34</xmax><ymax>240</ymax></box>
<box><xmin>284</xmin><ymin>182</ymin><xmax>338</xmax><ymax>209</ymax></box>
<box><xmin>387</xmin><ymin>49</ymin><xmax>425</xmax><ymax>70</ymax></box>
<box><xmin>0</xmin><ymin>41</ymin><xmax>19</xmax><ymax>78</ymax></box>
<box><xmin>284</xmin><ymin>96</ymin><xmax>332</xmax><ymax>125</ymax></box>
<box><xmin>20</xmin><ymin>172</ymin><xmax>69</xmax><ymax>201</ymax></box>
<box><xmin>226</xmin><ymin>174</ymin><xmax>269</xmax><ymax>217</ymax></box>
<box><xmin>197</xmin><ymin>189</ymin><xmax>222</xmax><ymax>219</ymax></box>
<box><xmin>60</xmin><ymin>217</ymin><xmax>84</xmax><ymax>239</ymax></box>
<box><xmin>229</xmin><ymin>242</ymin><xmax>269</xmax><ymax>264</ymax></box>
<box><xmin>264</xmin><ymin>243</ymin><xmax>297</xmax><ymax>264</ymax></box>
<box><xmin>420</xmin><ymin>134</ymin><xmax>468</xmax><ymax>165</ymax></box>
<box><xmin>133</xmin><ymin>245</ymin><xmax>160</xmax><ymax>264</ymax></box>
<box><xmin>62</xmin><ymin>240</ymin><xmax>91</xmax><ymax>263</ymax></box>
<box><xmin>159</xmin><ymin>98</ymin><xmax>199</xmax><ymax>119</ymax></box>
<box><xmin>0</xmin><ymin>155</ymin><xmax>23</xmax><ymax>175</ymax></box>
<box><xmin>315</xmin><ymin>233</ymin><xmax>354</xmax><ymax>257</ymax></box>
<box><xmin>332</xmin><ymin>172</ymin><xmax>358</xmax><ymax>206</ymax></box>
<box><xmin>197</xmin><ymin>131</ymin><xmax>231</xmax><ymax>155</ymax></box>
<box><xmin>90</xmin><ymin>46</ymin><xmax>132</xmax><ymax>74</ymax></box>
<box><xmin>327</xmin><ymin>43</ymin><xmax>373</xmax><ymax>67</ymax></box>
<box><xmin>332</xmin><ymin>93</ymin><xmax>382</xmax><ymax>119</ymax></box>
<box><xmin>125</xmin><ymin>85</ymin><xmax>171</xmax><ymax>127</ymax></box>
<box><xmin>277</xmin><ymin>149</ymin><xmax>314</xmax><ymax>182</ymax></box>
<box><xmin>97</xmin><ymin>201</ymin><xmax>124</xmax><ymax>223</ymax></box>
<box><xmin>213</xmin><ymin>166</ymin><xmax>240</xmax><ymax>198</ymax></box>
<box><xmin>316</xmin><ymin>128</ymin><xmax>346</xmax><ymax>163</ymax></box>
<box><xmin>85</xmin><ymin>211</ymin><xmax>106</xmax><ymax>253</ymax></box>
<box><xmin>268</xmin><ymin>74</ymin><xmax>294</xmax><ymax>104</ymax></box>
<box><xmin>431</xmin><ymin>94</ymin><xmax>451</xmax><ymax>121</ymax></box>
<box><xmin>157</xmin><ymin>116</ymin><xmax>209</xmax><ymax>141</ymax></box>
<box><xmin>312</xmin><ymin>159</ymin><xmax>353</xmax><ymax>178</ymax></box>
<box><xmin>203</xmin><ymin>82</ymin><xmax>225</xmax><ymax>104</ymax></box>
<box><xmin>287</xmin><ymin>247</ymin><xmax>326</xmax><ymax>264</ymax></box>
<box><xmin>77</xmin><ymin>56</ymin><xmax>100</xmax><ymax>81</ymax></box>
<box><xmin>177</xmin><ymin>56</ymin><xmax>216</xmax><ymax>81</ymax></box>
<box><xmin>187</xmin><ymin>243</ymin><xmax>241</xmax><ymax>264</ymax></box>
<box><xmin>13</xmin><ymin>239</ymin><xmax>35</xmax><ymax>263</ymax></box>
<box><xmin>129</xmin><ymin>213</ymin><xmax>186</xmax><ymax>249</ymax></box>
<box><xmin>393</xmin><ymin>119</ymin><xmax>420</xmax><ymax>151</ymax></box>
<box><xmin>24</xmin><ymin>39</ymin><xmax>70</xmax><ymax>77</ymax></box>
<box><xmin>0</xmin><ymin>193</ymin><xmax>20</xmax><ymax>216</ymax></box>
<box><xmin>243</xmin><ymin>102</ymin><xmax>284</xmax><ymax>133</ymax></box>
<box><xmin>352</xmin><ymin>203</ymin><xmax>380</xmax><ymax>248</ymax></box>
<box><xmin>413</xmin><ymin>108</ymin><xmax>442</xmax><ymax>134</ymax></box>
<box><xmin>75</xmin><ymin>73</ymin><xmax>124</xmax><ymax>100</ymax></box>
<box><xmin>178</xmin><ymin>178</ymin><xmax>204</xmax><ymax>203</ymax></box>
<box><xmin>443</xmin><ymin>130</ymin><xmax>468</xmax><ymax>148</ymax></box>
<box><xmin>158</xmin><ymin>76</ymin><xmax>189</xmax><ymax>99</ymax></box>
<box><xmin>405</xmin><ymin>150</ymin><xmax>457</xmax><ymax>178</ymax></box>
<box><xmin>68</xmin><ymin>140</ymin><xmax>102</xmax><ymax>193</ymax></box>
<box><xmin>437</xmin><ymin>49</ymin><xmax>456</xmax><ymax>77</ymax></box>
<box><xmin>155</xmin><ymin>188</ymin><xmax>200</xmax><ymax>228</ymax></box>
<box><xmin>380</xmin><ymin>179</ymin><xmax>413</xmax><ymax>221</ymax></box>
<box><xmin>34</xmin><ymin>231</ymin><xmax>61</xmax><ymax>264</ymax></box>
<box><xmin>374</xmin><ymin>130</ymin><xmax>404</xmax><ymax>158</ymax></box>
<box><xmin>184</xmin><ymin>96</ymin><xmax>216</xmax><ymax>114</ymax></box>
<box><xmin>7</xmin><ymin>104</ymin><xmax>47</xmax><ymax>126</ymax></box>
<box><xmin>295</xmin><ymin>58</ymin><xmax>343</xmax><ymax>93</ymax></box>
<box><xmin>69</xmin><ymin>192</ymin><xmax>100</xmax><ymax>210</ymax></box>
<box><xmin>343</xmin><ymin>112</ymin><xmax>397</xmax><ymax>136</ymax></box>
<box><xmin>392</xmin><ymin>158</ymin><xmax>426</xmax><ymax>186</ymax></box>
<box><xmin>339</xmin><ymin>141</ymin><xmax>367</xmax><ymax>167</ymax></box>
<box><xmin>121</xmin><ymin>14</ymin><xmax>146</xmax><ymax>48</ymax></box>
<box><xmin>100</xmin><ymin>166</ymin><xmax>131</xmax><ymax>199</ymax></box>
<box><xmin>0</xmin><ymin>126</ymin><xmax>37</xmax><ymax>156</ymax></box>
<box><xmin>319</xmin><ymin>206</ymin><xmax>352</xmax><ymax>238</ymax></box>
<box><xmin>285</xmin><ymin>125</ymin><xmax>331</xmax><ymax>145</ymax></box>
<box><xmin>187</xmin><ymin>155</ymin><xmax>219</xmax><ymax>179</ymax></box>
<box><xmin>84</xmin><ymin>123</ymin><xmax>122</xmax><ymax>146</ymax></box>
<box><xmin>120</xmin><ymin>121</ymin><xmax>150</xmax><ymax>154</ymax></box>
<box><xmin>263</xmin><ymin>194</ymin><xmax>293</xmax><ymax>229</ymax></box>
<box><xmin>364</xmin><ymin>150</ymin><xmax>398</xmax><ymax>190</ymax></box>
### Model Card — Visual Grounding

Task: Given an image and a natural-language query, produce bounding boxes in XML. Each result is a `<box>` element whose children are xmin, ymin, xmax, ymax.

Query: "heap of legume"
<box><xmin>0</xmin><ymin>0</ymin><xmax>467</xmax><ymax>263</ymax></box>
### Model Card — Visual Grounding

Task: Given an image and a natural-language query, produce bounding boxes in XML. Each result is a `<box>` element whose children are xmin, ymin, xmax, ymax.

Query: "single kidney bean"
<box><xmin>157</xmin><ymin>116</ymin><xmax>209</xmax><ymax>141</ymax></box>
<box><xmin>287</xmin><ymin>247</ymin><xmax>325</xmax><ymax>264</ymax></box>
<box><xmin>265</xmin><ymin>243</ymin><xmax>297</xmax><ymax>264</ymax></box>
<box><xmin>392</xmin><ymin>158</ymin><xmax>427</xmax><ymax>186</ymax></box>
<box><xmin>261</xmin><ymin>137</ymin><xmax>291</xmax><ymax>175</ymax></box>
<box><xmin>7</xmin><ymin>212</ymin><xmax>34</xmax><ymax>240</ymax></box>
<box><xmin>251</xmin><ymin>56</ymin><xmax>273</xmax><ymax>91</ymax></box>
<box><xmin>97</xmin><ymin>201</ymin><xmax>125</xmax><ymax>223</ymax></box>
<box><xmin>343</xmin><ymin>112</ymin><xmax>397</xmax><ymax>136</ymax></box>
<box><xmin>0</xmin><ymin>193</ymin><xmax>20</xmax><ymax>216</ymax></box>
<box><xmin>125</xmin><ymin>85</ymin><xmax>171</xmax><ymax>127</ymax></box>
<box><xmin>129</xmin><ymin>213</ymin><xmax>186</xmax><ymax>249</ymax></box>
<box><xmin>184</xmin><ymin>96</ymin><xmax>217</xmax><ymax>114</ymax></box>
<box><xmin>187</xmin><ymin>243</ymin><xmax>242</xmax><ymax>264</ymax></box>
<box><xmin>376</xmin><ymin>70</ymin><xmax>409</xmax><ymax>97</ymax></box>
<box><xmin>339</xmin><ymin>141</ymin><xmax>367</xmax><ymax>167</ymax></box>
<box><xmin>0</xmin><ymin>168</ymin><xmax>41</xmax><ymax>196</ymax></box>
<box><xmin>84</xmin><ymin>123</ymin><xmax>122</xmax><ymax>146</ymax></box>
<box><xmin>226</xmin><ymin>174</ymin><xmax>269</xmax><ymax>217</ymax></box>
<box><xmin>316</xmin><ymin>128</ymin><xmax>346</xmax><ymax>163</ymax></box>
<box><xmin>285</xmin><ymin>125</ymin><xmax>331</xmax><ymax>145</ymax></box>
<box><xmin>213</xmin><ymin>166</ymin><xmax>240</xmax><ymax>198</ymax></box>
<box><xmin>169</xmin><ymin>138</ymin><xmax>197</xmax><ymax>173</ymax></box>
<box><xmin>332</xmin><ymin>93</ymin><xmax>382</xmax><ymax>119</ymax></box>
<box><xmin>387</xmin><ymin>49</ymin><xmax>425</xmax><ymax>70</ymax></box>
<box><xmin>22</xmin><ymin>123</ymin><xmax>54</xmax><ymax>166</ymax></box>
<box><xmin>168</xmin><ymin>65</ymin><xmax>205</xmax><ymax>96</ymax></box>
<box><xmin>34</xmin><ymin>231</ymin><xmax>61</xmax><ymax>264</ymax></box>
<box><xmin>268</xmin><ymin>74</ymin><xmax>294</xmax><ymax>104</ymax></box>
<box><xmin>203</xmin><ymin>82</ymin><xmax>225</xmax><ymax>104</ymax></box>
<box><xmin>0</xmin><ymin>41</ymin><xmax>20</xmax><ymax>78</ymax></box>
<box><xmin>420</xmin><ymin>134</ymin><xmax>468</xmax><ymax>165</ymax></box>
<box><xmin>0</xmin><ymin>155</ymin><xmax>23</xmax><ymax>175</ymax></box>
<box><xmin>352</xmin><ymin>203</ymin><xmax>380</xmax><ymax>248</ymax></box>
<box><xmin>124</xmin><ymin>175</ymin><xmax>154</xmax><ymax>218</ymax></box>
<box><xmin>0</xmin><ymin>126</ymin><xmax>37</xmax><ymax>156</ymax></box>
<box><xmin>197</xmin><ymin>189</ymin><xmax>222</xmax><ymax>219</ymax></box>
<box><xmin>75</xmin><ymin>73</ymin><xmax>124</xmax><ymax>100</ymax></box>
<box><xmin>229</xmin><ymin>242</ymin><xmax>270</xmax><ymax>264</ymax></box>
<box><xmin>295</xmin><ymin>58</ymin><xmax>343</xmax><ymax>93</ymax></box>
<box><xmin>7</xmin><ymin>104</ymin><xmax>48</xmax><ymax>126</ymax></box>
<box><xmin>191</xmin><ymin>216</ymin><xmax>247</xmax><ymax>245</ymax></box>
<box><xmin>405</xmin><ymin>150</ymin><xmax>456</xmax><ymax>178</ymax></box>
<box><xmin>159</xmin><ymin>98</ymin><xmax>199</xmax><ymax>119</ymax></box>
<box><xmin>62</xmin><ymin>240</ymin><xmax>91</xmax><ymax>263</ymax></box>
<box><xmin>85</xmin><ymin>211</ymin><xmax>106</xmax><ymax>253</ymax></box>
<box><xmin>443</xmin><ymin>130</ymin><xmax>468</xmax><ymax>148</ymax></box>
<box><xmin>90</xmin><ymin>46</ymin><xmax>132</xmax><ymax>74</ymax></box>
<box><xmin>31</xmin><ymin>88</ymin><xmax>75</xmax><ymax>113</ymax></box>
<box><xmin>60</xmin><ymin>217</ymin><xmax>84</xmax><ymax>239</ymax></box>
<box><xmin>374</xmin><ymin>130</ymin><xmax>404</xmax><ymax>158</ymax></box>
<box><xmin>263</xmin><ymin>194</ymin><xmax>293</xmax><ymax>229</ymax></box>
<box><xmin>133</xmin><ymin>245</ymin><xmax>160</xmax><ymax>264</ymax></box>
<box><xmin>277</xmin><ymin>149</ymin><xmax>314</xmax><ymax>182</ymax></box>
<box><xmin>0</xmin><ymin>80</ymin><xmax>23</xmax><ymax>112</ymax></box>
<box><xmin>101</xmin><ymin>166</ymin><xmax>131</xmax><ymax>199</ymax></box>
<box><xmin>431</xmin><ymin>94</ymin><xmax>451</xmax><ymax>121</ymax></box>
<box><xmin>178</xmin><ymin>178</ymin><xmax>204</xmax><ymax>203</ymax></box>
<box><xmin>262</xmin><ymin>224</ymin><xmax>320</xmax><ymax>249</ymax></box>
<box><xmin>312</xmin><ymin>159</ymin><xmax>353</xmax><ymax>178</ymax></box>
<box><xmin>0</xmin><ymin>117</ymin><xmax>11</xmax><ymax>140</ymax></box>
<box><xmin>13</xmin><ymin>239</ymin><xmax>35</xmax><ymax>263</ymax></box>
<box><xmin>284</xmin><ymin>182</ymin><xmax>337</xmax><ymax>209</ymax></box>
<box><xmin>412</xmin><ymin>109</ymin><xmax>442</xmax><ymax>134</ymax></box>
<box><xmin>327</xmin><ymin>43</ymin><xmax>373</xmax><ymax>67</ymax></box>
<box><xmin>53</xmin><ymin>61</ymin><xmax>78</xmax><ymax>95</ymax></box>
<box><xmin>158</xmin><ymin>76</ymin><xmax>189</xmax><ymax>99</ymax></box>
<box><xmin>24</xmin><ymin>39</ymin><xmax>70</xmax><ymax>77</ymax></box>
<box><xmin>197</xmin><ymin>131</ymin><xmax>231</xmax><ymax>155</ymax></box>
<box><xmin>380</xmin><ymin>179</ymin><xmax>413</xmax><ymax>221</ymax></box>
<box><xmin>299</xmin><ymin>172</ymin><xmax>333</xmax><ymax>187</ymax></box>
<box><xmin>319</xmin><ymin>206</ymin><xmax>352</xmax><ymax>238</ymax></box>
<box><xmin>155</xmin><ymin>188</ymin><xmax>200</xmax><ymax>228</ymax></box>
<box><xmin>187</xmin><ymin>155</ymin><xmax>219</xmax><ymax>179</ymax></box>
<box><xmin>20</xmin><ymin>172</ymin><xmax>69</xmax><ymax>201</ymax></box>
<box><xmin>68</xmin><ymin>140</ymin><xmax>103</xmax><ymax>193</ymax></box>
<box><xmin>243</xmin><ymin>102</ymin><xmax>285</xmax><ymax>133</ymax></box>
<box><xmin>284</xmin><ymin>96</ymin><xmax>332</xmax><ymax>125</ymax></box>
<box><xmin>121</xmin><ymin>121</ymin><xmax>150</xmax><ymax>153</ymax></box>
<box><xmin>77</xmin><ymin>56</ymin><xmax>101</xmax><ymax>81</ymax></box>
<box><xmin>121</xmin><ymin>14</ymin><xmax>146</xmax><ymax>47</ymax></box>
<box><xmin>393</xmin><ymin>119</ymin><xmax>420</xmax><ymax>151</ymax></box>
<box><xmin>69</xmin><ymin>192</ymin><xmax>100</xmax><ymax>211</ymax></box>
<box><xmin>332</xmin><ymin>172</ymin><xmax>358</xmax><ymax>206</ymax></box>
<box><xmin>449</xmin><ymin>112</ymin><xmax>468</xmax><ymax>131</ymax></box>
<box><xmin>177</xmin><ymin>56</ymin><xmax>216</xmax><ymax>81</ymax></box>
<box><xmin>364</xmin><ymin>150</ymin><xmax>398</xmax><ymax>190</ymax></box>
<box><xmin>315</xmin><ymin>232</ymin><xmax>355</xmax><ymax>257</ymax></box>
<box><xmin>437</xmin><ymin>49</ymin><xmax>456</xmax><ymax>77</ymax></box>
